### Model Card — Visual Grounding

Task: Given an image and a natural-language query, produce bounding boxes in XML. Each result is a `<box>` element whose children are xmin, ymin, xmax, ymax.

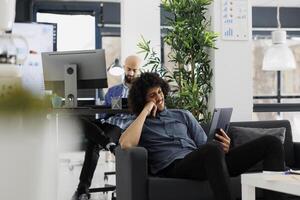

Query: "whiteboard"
<box><xmin>12</xmin><ymin>23</ymin><xmax>55</xmax><ymax>96</ymax></box>
<box><xmin>221</xmin><ymin>0</ymin><xmax>250</xmax><ymax>41</ymax></box>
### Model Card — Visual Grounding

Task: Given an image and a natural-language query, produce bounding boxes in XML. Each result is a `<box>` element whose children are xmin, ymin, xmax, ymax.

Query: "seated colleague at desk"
<box><xmin>119</xmin><ymin>72</ymin><xmax>285</xmax><ymax>200</ymax></box>
<box><xmin>72</xmin><ymin>55</ymin><xmax>140</xmax><ymax>200</ymax></box>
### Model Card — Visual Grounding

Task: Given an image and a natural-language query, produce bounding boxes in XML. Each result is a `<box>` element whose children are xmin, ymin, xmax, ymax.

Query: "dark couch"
<box><xmin>116</xmin><ymin>120</ymin><xmax>300</xmax><ymax>200</ymax></box>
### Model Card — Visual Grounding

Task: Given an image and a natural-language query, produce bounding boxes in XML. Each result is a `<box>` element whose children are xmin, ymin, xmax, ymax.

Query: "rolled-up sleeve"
<box><xmin>184</xmin><ymin>111</ymin><xmax>207</xmax><ymax>147</ymax></box>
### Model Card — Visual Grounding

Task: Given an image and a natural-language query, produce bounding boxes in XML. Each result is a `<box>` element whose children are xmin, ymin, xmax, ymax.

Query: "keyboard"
<box><xmin>87</xmin><ymin>105</ymin><xmax>111</xmax><ymax>109</ymax></box>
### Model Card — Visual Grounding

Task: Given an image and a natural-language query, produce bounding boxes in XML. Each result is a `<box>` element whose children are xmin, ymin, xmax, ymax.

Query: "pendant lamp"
<box><xmin>262</xmin><ymin>6</ymin><xmax>296</xmax><ymax>71</ymax></box>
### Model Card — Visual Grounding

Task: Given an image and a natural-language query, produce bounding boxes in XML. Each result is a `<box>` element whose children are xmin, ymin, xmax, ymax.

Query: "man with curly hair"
<box><xmin>119</xmin><ymin>72</ymin><xmax>284</xmax><ymax>200</ymax></box>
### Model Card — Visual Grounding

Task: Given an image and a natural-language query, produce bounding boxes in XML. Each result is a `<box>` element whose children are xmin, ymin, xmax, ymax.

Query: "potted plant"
<box><xmin>0</xmin><ymin>87</ymin><xmax>57</xmax><ymax>200</ymax></box>
<box><xmin>138</xmin><ymin>0</ymin><xmax>217</xmax><ymax>123</ymax></box>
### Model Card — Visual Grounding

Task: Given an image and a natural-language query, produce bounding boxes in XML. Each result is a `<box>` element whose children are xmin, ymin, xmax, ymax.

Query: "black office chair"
<box><xmin>89</xmin><ymin>171</ymin><xmax>116</xmax><ymax>200</ymax></box>
<box><xmin>78</xmin><ymin>113</ymin><xmax>123</xmax><ymax>200</ymax></box>
<box><xmin>88</xmin><ymin>127</ymin><xmax>120</xmax><ymax>200</ymax></box>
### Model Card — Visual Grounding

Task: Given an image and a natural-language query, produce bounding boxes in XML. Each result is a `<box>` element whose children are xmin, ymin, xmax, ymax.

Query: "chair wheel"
<box><xmin>104</xmin><ymin>175</ymin><xmax>108</xmax><ymax>181</ymax></box>
<box><xmin>111</xmin><ymin>191</ymin><xmax>116</xmax><ymax>200</ymax></box>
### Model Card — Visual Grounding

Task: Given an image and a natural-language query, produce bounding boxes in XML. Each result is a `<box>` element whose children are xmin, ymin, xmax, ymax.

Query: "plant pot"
<box><xmin>0</xmin><ymin>115</ymin><xmax>58</xmax><ymax>200</ymax></box>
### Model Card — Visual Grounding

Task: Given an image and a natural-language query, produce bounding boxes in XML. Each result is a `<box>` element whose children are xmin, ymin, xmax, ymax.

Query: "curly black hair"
<box><xmin>128</xmin><ymin>72</ymin><xmax>170</xmax><ymax>114</ymax></box>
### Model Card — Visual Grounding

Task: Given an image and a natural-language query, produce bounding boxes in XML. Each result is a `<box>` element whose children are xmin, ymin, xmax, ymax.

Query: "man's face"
<box><xmin>146</xmin><ymin>86</ymin><xmax>165</xmax><ymax>112</ymax></box>
<box><xmin>124</xmin><ymin>63</ymin><xmax>139</xmax><ymax>84</ymax></box>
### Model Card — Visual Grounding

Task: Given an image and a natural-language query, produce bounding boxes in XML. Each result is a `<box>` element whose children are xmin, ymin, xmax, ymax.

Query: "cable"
<box><xmin>277</xmin><ymin>3</ymin><xmax>281</xmax><ymax>29</ymax></box>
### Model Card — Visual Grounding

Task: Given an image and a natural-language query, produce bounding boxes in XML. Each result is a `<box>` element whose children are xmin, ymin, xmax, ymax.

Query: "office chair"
<box><xmin>89</xmin><ymin>150</ymin><xmax>116</xmax><ymax>200</ymax></box>
<box><xmin>88</xmin><ymin>142</ymin><xmax>118</xmax><ymax>200</ymax></box>
<box><xmin>77</xmin><ymin>114</ymin><xmax>122</xmax><ymax>200</ymax></box>
<box><xmin>67</xmin><ymin>150</ymin><xmax>117</xmax><ymax>200</ymax></box>
<box><xmin>89</xmin><ymin>170</ymin><xmax>116</xmax><ymax>200</ymax></box>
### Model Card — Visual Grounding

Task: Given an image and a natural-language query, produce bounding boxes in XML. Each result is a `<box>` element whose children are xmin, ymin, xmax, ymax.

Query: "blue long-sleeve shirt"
<box><xmin>104</xmin><ymin>83</ymin><xmax>128</xmax><ymax>106</ymax></box>
<box><xmin>103</xmin><ymin>83</ymin><xmax>133</xmax><ymax>129</ymax></box>
<box><xmin>138</xmin><ymin>108</ymin><xmax>207</xmax><ymax>174</ymax></box>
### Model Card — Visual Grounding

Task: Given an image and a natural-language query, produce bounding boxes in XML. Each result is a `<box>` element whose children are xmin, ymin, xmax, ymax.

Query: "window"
<box><xmin>253</xmin><ymin>39</ymin><xmax>277</xmax><ymax>97</ymax></box>
<box><xmin>33</xmin><ymin>2</ymin><xmax>101</xmax><ymax>50</ymax></box>
<box><xmin>33</xmin><ymin>1</ymin><xmax>121</xmax><ymax>100</ymax></box>
<box><xmin>253</xmin><ymin>36</ymin><xmax>300</xmax><ymax>103</ymax></box>
<box><xmin>252</xmin><ymin>7</ymin><xmax>300</xmax><ymax>141</ymax></box>
<box><xmin>37</xmin><ymin>13</ymin><xmax>95</xmax><ymax>51</ymax></box>
<box><xmin>102</xmin><ymin>36</ymin><xmax>121</xmax><ymax>87</ymax></box>
<box><xmin>161</xmin><ymin>39</ymin><xmax>175</xmax><ymax>73</ymax></box>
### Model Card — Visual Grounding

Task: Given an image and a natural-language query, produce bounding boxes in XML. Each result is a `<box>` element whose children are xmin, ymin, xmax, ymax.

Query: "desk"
<box><xmin>52</xmin><ymin>107</ymin><xmax>132</xmax><ymax>146</ymax></box>
<box><xmin>52</xmin><ymin>107</ymin><xmax>131</xmax><ymax>146</ymax></box>
<box><xmin>241</xmin><ymin>173</ymin><xmax>300</xmax><ymax>200</ymax></box>
<box><xmin>54</xmin><ymin>107</ymin><xmax>131</xmax><ymax>116</ymax></box>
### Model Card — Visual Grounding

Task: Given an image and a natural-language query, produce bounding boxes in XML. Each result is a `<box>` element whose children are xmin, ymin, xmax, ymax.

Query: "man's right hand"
<box><xmin>143</xmin><ymin>101</ymin><xmax>157</xmax><ymax>117</ymax></box>
<box><xmin>215</xmin><ymin>129</ymin><xmax>231</xmax><ymax>153</ymax></box>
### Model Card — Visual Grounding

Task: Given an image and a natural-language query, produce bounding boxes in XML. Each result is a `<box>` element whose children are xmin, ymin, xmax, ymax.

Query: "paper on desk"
<box><xmin>262</xmin><ymin>171</ymin><xmax>300</xmax><ymax>181</ymax></box>
<box><xmin>289</xmin><ymin>169</ymin><xmax>300</xmax><ymax>175</ymax></box>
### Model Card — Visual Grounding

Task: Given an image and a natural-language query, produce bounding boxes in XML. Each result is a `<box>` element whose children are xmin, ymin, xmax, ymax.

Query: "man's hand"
<box><xmin>143</xmin><ymin>101</ymin><xmax>157</xmax><ymax>117</ymax></box>
<box><xmin>215</xmin><ymin>129</ymin><xmax>231</xmax><ymax>153</ymax></box>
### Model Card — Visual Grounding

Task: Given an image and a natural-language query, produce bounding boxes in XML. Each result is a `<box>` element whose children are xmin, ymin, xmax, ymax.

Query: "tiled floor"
<box><xmin>59</xmin><ymin>151</ymin><xmax>116</xmax><ymax>200</ymax></box>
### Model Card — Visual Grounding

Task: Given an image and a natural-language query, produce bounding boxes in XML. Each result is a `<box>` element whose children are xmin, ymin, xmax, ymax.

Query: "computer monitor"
<box><xmin>12</xmin><ymin>22</ymin><xmax>56</xmax><ymax>97</ymax></box>
<box><xmin>42</xmin><ymin>49</ymin><xmax>107</xmax><ymax>107</ymax></box>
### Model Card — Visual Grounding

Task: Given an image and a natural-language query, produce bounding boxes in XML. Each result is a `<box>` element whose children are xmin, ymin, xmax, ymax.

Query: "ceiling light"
<box><xmin>262</xmin><ymin>5</ymin><xmax>296</xmax><ymax>71</ymax></box>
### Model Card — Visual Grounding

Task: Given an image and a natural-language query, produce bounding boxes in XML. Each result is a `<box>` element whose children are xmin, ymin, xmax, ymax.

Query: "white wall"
<box><xmin>120</xmin><ymin>0</ymin><xmax>253</xmax><ymax>121</ymax></box>
<box><xmin>209</xmin><ymin>1</ymin><xmax>253</xmax><ymax>121</ymax></box>
<box><xmin>121</xmin><ymin>0</ymin><xmax>161</xmax><ymax>64</ymax></box>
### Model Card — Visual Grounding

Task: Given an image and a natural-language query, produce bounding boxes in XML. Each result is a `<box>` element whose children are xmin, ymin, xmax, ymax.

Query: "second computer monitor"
<box><xmin>42</xmin><ymin>49</ymin><xmax>108</xmax><ymax>107</ymax></box>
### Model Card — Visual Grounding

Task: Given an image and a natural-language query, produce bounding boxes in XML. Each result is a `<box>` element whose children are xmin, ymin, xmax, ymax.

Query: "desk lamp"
<box><xmin>108</xmin><ymin>58</ymin><xmax>124</xmax><ymax>76</ymax></box>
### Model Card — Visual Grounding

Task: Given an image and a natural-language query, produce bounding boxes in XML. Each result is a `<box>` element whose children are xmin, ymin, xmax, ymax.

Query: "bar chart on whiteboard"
<box><xmin>221</xmin><ymin>0</ymin><xmax>249</xmax><ymax>41</ymax></box>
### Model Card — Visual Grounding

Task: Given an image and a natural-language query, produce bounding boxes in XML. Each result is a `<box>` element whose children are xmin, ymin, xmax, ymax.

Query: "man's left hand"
<box><xmin>215</xmin><ymin>129</ymin><xmax>231</xmax><ymax>153</ymax></box>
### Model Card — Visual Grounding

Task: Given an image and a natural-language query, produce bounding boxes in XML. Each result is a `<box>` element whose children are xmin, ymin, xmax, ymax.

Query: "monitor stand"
<box><xmin>64</xmin><ymin>64</ymin><xmax>78</xmax><ymax>107</ymax></box>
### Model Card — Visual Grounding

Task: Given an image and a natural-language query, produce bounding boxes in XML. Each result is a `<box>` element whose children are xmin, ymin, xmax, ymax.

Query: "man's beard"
<box><xmin>124</xmin><ymin>75</ymin><xmax>133</xmax><ymax>84</ymax></box>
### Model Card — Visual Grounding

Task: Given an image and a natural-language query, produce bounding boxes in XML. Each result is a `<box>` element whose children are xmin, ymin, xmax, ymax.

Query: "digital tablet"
<box><xmin>122</xmin><ymin>98</ymin><xmax>128</xmax><ymax>108</ymax></box>
<box><xmin>207</xmin><ymin>108</ymin><xmax>233</xmax><ymax>141</ymax></box>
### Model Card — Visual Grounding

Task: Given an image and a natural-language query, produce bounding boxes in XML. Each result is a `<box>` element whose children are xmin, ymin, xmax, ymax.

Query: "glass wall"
<box><xmin>252</xmin><ymin>39</ymin><xmax>277</xmax><ymax>96</ymax></box>
<box><xmin>253</xmin><ymin>35</ymin><xmax>300</xmax><ymax>141</ymax></box>
<box><xmin>101</xmin><ymin>36</ymin><xmax>121</xmax><ymax>88</ymax></box>
<box><xmin>37</xmin><ymin>13</ymin><xmax>95</xmax><ymax>51</ymax></box>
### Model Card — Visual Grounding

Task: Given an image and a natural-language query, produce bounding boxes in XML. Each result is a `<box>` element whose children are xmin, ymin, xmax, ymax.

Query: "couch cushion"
<box><xmin>228</xmin><ymin>120</ymin><xmax>294</xmax><ymax>167</ymax></box>
<box><xmin>229</xmin><ymin>126</ymin><xmax>286</xmax><ymax>172</ymax></box>
<box><xmin>230</xmin><ymin>126</ymin><xmax>286</xmax><ymax>147</ymax></box>
<box><xmin>148</xmin><ymin>176</ymin><xmax>241</xmax><ymax>200</ymax></box>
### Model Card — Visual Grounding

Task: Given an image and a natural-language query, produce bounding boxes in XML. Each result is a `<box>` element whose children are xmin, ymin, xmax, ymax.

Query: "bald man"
<box><xmin>104</xmin><ymin>55</ymin><xmax>141</xmax><ymax>105</ymax></box>
<box><xmin>72</xmin><ymin>55</ymin><xmax>141</xmax><ymax>200</ymax></box>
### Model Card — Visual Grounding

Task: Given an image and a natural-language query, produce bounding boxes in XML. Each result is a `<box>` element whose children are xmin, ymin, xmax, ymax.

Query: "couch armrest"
<box><xmin>115</xmin><ymin>146</ymin><xmax>148</xmax><ymax>200</ymax></box>
<box><xmin>293</xmin><ymin>142</ymin><xmax>300</xmax><ymax>168</ymax></box>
